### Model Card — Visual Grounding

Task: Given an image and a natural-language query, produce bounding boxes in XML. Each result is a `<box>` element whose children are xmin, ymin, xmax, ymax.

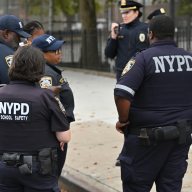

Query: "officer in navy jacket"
<box><xmin>114</xmin><ymin>15</ymin><xmax>192</xmax><ymax>192</ymax></box>
<box><xmin>32</xmin><ymin>34</ymin><xmax>75</xmax><ymax>176</ymax></box>
<box><xmin>0</xmin><ymin>46</ymin><xmax>71</xmax><ymax>192</ymax></box>
<box><xmin>0</xmin><ymin>15</ymin><xmax>30</xmax><ymax>84</ymax></box>
<box><xmin>105</xmin><ymin>0</ymin><xmax>149</xmax><ymax>81</ymax></box>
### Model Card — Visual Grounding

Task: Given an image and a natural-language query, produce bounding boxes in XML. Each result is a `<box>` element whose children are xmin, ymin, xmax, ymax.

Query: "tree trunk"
<box><xmin>79</xmin><ymin>0</ymin><xmax>100</xmax><ymax>70</ymax></box>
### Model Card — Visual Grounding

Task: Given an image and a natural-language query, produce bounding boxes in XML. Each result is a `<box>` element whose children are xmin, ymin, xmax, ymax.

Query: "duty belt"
<box><xmin>126</xmin><ymin>120</ymin><xmax>192</xmax><ymax>145</ymax></box>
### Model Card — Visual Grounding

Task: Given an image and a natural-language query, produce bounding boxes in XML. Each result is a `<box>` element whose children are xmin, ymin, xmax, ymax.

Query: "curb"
<box><xmin>61</xmin><ymin>166</ymin><xmax>120</xmax><ymax>192</ymax></box>
<box><xmin>59</xmin><ymin>67</ymin><xmax>116</xmax><ymax>79</ymax></box>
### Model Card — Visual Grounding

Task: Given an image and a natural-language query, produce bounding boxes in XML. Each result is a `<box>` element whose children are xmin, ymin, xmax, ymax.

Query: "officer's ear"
<box><xmin>148</xmin><ymin>30</ymin><xmax>154</xmax><ymax>40</ymax></box>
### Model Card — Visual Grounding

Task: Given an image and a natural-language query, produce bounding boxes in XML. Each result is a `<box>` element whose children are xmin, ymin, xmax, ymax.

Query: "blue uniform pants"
<box><xmin>0</xmin><ymin>161</ymin><xmax>60</xmax><ymax>192</ymax></box>
<box><xmin>119</xmin><ymin>135</ymin><xmax>191</xmax><ymax>192</ymax></box>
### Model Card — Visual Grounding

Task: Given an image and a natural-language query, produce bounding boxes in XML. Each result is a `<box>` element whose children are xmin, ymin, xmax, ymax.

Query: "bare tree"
<box><xmin>79</xmin><ymin>0</ymin><xmax>99</xmax><ymax>69</ymax></box>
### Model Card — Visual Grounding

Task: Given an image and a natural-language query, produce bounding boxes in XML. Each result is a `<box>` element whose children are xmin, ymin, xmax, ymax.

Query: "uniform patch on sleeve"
<box><xmin>121</xmin><ymin>59</ymin><xmax>135</xmax><ymax>76</ymax></box>
<box><xmin>139</xmin><ymin>33</ymin><xmax>145</xmax><ymax>42</ymax></box>
<box><xmin>5</xmin><ymin>55</ymin><xmax>13</xmax><ymax>67</ymax></box>
<box><xmin>39</xmin><ymin>76</ymin><xmax>52</xmax><ymax>88</ymax></box>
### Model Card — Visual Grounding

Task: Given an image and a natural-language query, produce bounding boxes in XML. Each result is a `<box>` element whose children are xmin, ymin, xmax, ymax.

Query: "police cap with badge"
<box><xmin>147</xmin><ymin>8</ymin><xmax>166</xmax><ymax>20</ymax></box>
<box><xmin>119</xmin><ymin>0</ymin><xmax>143</xmax><ymax>17</ymax></box>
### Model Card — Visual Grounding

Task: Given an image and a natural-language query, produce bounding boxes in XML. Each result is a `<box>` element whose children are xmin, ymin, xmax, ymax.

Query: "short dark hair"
<box><xmin>23</xmin><ymin>20</ymin><xmax>44</xmax><ymax>35</ymax></box>
<box><xmin>9</xmin><ymin>46</ymin><xmax>45</xmax><ymax>82</ymax></box>
<box><xmin>149</xmin><ymin>15</ymin><xmax>175</xmax><ymax>40</ymax></box>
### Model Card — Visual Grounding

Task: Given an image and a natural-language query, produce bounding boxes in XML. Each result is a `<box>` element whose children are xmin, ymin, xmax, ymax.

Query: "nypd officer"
<box><xmin>105</xmin><ymin>0</ymin><xmax>149</xmax><ymax>81</ymax></box>
<box><xmin>0</xmin><ymin>15</ymin><xmax>30</xmax><ymax>84</ymax></box>
<box><xmin>114</xmin><ymin>15</ymin><xmax>192</xmax><ymax>192</ymax></box>
<box><xmin>31</xmin><ymin>34</ymin><xmax>75</xmax><ymax>176</ymax></box>
<box><xmin>0</xmin><ymin>46</ymin><xmax>71</xmax><ymax>192</ymax></box>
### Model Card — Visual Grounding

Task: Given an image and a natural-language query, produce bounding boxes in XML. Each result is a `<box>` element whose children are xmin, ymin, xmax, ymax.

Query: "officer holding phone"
<box><xmin>105</xmin><ymin>0</ymin><xmax>149</xmax><ymax>81</ymax></box>
<box><xmin>105</xmin><ymin>0</ymin><xmax>149</xmax><ymax>167</ymax></box>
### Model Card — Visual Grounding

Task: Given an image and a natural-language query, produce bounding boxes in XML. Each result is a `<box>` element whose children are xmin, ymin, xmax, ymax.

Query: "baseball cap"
<box><xmin>32</xmin><ymin>34</ymin><xmax>65</xmax><ymax>52</ymax></box>
<box><xmin>0</xmin><ymin>15</ymin><xmax>30</xmax><ymax>38</ymax></box>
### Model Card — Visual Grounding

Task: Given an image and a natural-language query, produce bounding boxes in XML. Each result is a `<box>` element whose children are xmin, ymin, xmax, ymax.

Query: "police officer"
<box><xmin>114</xmin><ymin>15</ymin><xmax>192</xmax><ymax>192</ymax></box>
<box><xmin>105</xmin><ymin>0</ymin><xmax>149</xmax><ymax>81</ymax></box>
<box><xmin>31</xmin><ymin>34</ymin><xmax>75</xmax><ymax>176</ymax></box>
<box><xmin>0</xmin><ymin>46</ymin><xmax>71</xmax><ymax>192</ymax></box>
<box><xmin>23</xmin><ymin>20</ymin><xmax>45</xmax><ymax>44</ymax></box>
<box><xmin>0</xmin><ymin>15</ymin><xmax>30</xmax><ymax>84</ymax></box>
<box><xmin>147</xmin><ymin>8</ymin><xmax>166</xmax><ymax>20</ymax></box>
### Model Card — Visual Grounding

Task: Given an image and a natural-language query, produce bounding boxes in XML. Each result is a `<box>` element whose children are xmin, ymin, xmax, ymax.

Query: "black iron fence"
<box><xmin>52</xmin><ymin>25</ymin><xmax>192</xmax><ymax>72</ymax></box>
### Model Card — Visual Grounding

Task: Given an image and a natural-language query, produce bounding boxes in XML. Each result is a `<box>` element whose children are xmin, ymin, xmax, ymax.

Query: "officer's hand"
<box><xmin>116</xmin><ymin>121</ymin><xmax>129</xmax><ymax>134</ymax></box>
<box><xmin>47</xmin><ymin>85</ymin><xmax>62</xmax><ymax>95</ymax></box>
<box><xmin>60</xmin><ymin>142</ymin><xmax>65</xmax><ymax>151</ymax></box>
<box><xmin>111</xmin><ymin>23</ymin><xmax>119</xmax><ymax>39</ymax></box>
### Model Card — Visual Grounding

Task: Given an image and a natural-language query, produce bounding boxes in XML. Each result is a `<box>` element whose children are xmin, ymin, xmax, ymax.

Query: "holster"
<box><xmin>38</xmin><ymin>148</ymin><xmax>58</xmax><ymax>176</ymax></box>
<box><xmin>2</xmin><ymin>153</ymin><xmax>32</xmax><ymax>175</ymax></box>
<box><xmin>153</xmin><ymin>126</ymin><xmax>179</xmax><ymax>141</ymax></box>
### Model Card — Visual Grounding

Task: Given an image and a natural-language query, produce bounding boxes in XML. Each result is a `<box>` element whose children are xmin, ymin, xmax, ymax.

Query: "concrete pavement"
<box><xmin>60</xmin><ymin>69</ymin><xmax>192</xmax><ymax>192</ymax></box>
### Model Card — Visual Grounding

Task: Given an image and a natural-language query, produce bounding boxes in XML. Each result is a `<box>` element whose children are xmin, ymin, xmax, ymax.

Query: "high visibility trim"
<box><xmin>115</xmin><ymin>84</ymin><xmax>135</xmax><ymax>96</ymax></box>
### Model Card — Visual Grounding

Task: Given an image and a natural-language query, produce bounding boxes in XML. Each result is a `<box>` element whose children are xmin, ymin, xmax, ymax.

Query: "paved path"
<box><xmin>61</xmin><ymin>69</ymin><xmax>192</xmax><ymax>192</ymax></box>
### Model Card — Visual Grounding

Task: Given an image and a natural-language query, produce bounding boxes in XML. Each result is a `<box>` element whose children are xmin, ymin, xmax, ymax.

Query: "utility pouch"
<box><xmin>38</xmin><ymin>148</ymin><xmax>52</xmax><ymax>175</ymax></box>
<box><xmin>154</xmin><ymin>126</ymin><xmax>179</xmax><ymax>141</ymax></box>
<box><xmin>2</xmin><ymin>153</ymin><xmax>20</xmax><ymax>166</ymax></box>
<box><xmin>18</xmin><ymin>156</ymin><xmax>32</xmax><ymax>175</ymax></box>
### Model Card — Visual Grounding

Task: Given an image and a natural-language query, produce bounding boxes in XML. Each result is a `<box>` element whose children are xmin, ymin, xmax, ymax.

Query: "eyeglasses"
<box><xmin>46</xmin><ymin>49</ymin><xmax>62</xmax><ymax>55</ymax></box>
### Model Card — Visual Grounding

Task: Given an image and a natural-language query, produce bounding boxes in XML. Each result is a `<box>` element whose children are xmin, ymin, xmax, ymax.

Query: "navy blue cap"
<box><xmin>119</xmin><ymin>0</ymin><xmax>143</xmax><ymax>17</ymax></box>
<box><xmin>32</xmin><ymin>34</ymin><xmax>64</xmax><ymax>52</ymax></box>
<box><xmin>119</xmin><ymin>0</ymin><xmax>143</xmax><ymax>11</ymax></box>
<box><xmin>0</xmin><ymin>15</ymin><xmax>30</xmax><ymax>38</ymax></box>
<box><xmin>147</xmin><ymin>8</ymin><xmax>166</xmax><ymax>20</ymax></box>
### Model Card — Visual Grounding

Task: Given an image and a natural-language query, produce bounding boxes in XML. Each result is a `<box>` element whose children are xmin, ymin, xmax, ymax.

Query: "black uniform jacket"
<box><xmin>39</xmin><ymin>63</ymin><xmax>75</xmax><ymax>123</ymax></box>
<box><xmin>0</xmin><ymin>41</ymin><xmax>14</xmax><ymax>84</ymax></box>
<box><xmin>105</xmin><ymin>18</ymin><xmax>149</xmax><ymax>71</ymax></box>
<box><xmin>114</xmin><ymin>40</ymin><xmax>192</xmax><ymax>128</ymax></box>
<box><xmin>0</xmin><ymin>81</ymin><xmax>69</xmax><ymax>152</ymax></box>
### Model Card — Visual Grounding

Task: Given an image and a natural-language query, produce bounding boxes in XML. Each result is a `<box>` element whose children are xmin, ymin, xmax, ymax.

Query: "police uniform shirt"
<box><xmin>39</xmin><ymin>63</ymin><xmax>75</xmax><ymax>123</ymax></box>
<box><xmin>105</xmin><ymin>18</ymin><xmax>149</xmax><ymax>71</ymax></box>
<box><xmin>114</xmin><ymin>40</ymin><xmax>192</xmax><ymax>128</ymax></box>
<box><xmin>0</xmin><ymin>81</ymin><xmax>69</xmax><ymax>152</ymax></box>
<box><xmin>0</xmin><ymin>41</ymin><xmax>14</xmax><ymax>84</ymax></box>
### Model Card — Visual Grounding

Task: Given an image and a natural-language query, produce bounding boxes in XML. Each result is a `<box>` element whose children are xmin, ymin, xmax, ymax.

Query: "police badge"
<box><xmin>121</xmin><ymin>59</ymin><xmax>136</xmax><ymax>76</ymax></box>
<box><xmin>5</xmin><ymin>55</ymin><xmax>13</xmax><ymax>68</ymax></box>
<box><xmin>139</xmin><ymin>33</ymin><xmax>145</xmax><ymax>42</ymax></box>
<box><xmin>39</xmin><ymin>76</ymin><xmax>52</xmax><ymax>88</ymax></box>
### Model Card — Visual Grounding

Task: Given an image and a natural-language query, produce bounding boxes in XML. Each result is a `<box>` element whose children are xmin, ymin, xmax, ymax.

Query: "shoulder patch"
<box><xmin>139</xmin><ymin>33</ymin><xmax>145</xmax><ymax>42</ymax></box>
<box><xmin>121</xmin><ymin>59</ymin><xmax>136</xmax><ymax>76</ymax></box>
<box><xmin>5</xmin><ymin>55</ymin><xmax>13</xmax><ymax>67</ymax></box>
<box><xmin>39</xmin><ymin>76</ymin><xmax>52</xmax><ymax>88</ymax></box>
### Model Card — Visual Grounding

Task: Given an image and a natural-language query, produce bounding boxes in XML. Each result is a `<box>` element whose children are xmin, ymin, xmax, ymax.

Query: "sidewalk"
<box><xmin>61</xmin><ymin>69</ymin><xmax>192</xmax><ymax>192</ymax></box>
